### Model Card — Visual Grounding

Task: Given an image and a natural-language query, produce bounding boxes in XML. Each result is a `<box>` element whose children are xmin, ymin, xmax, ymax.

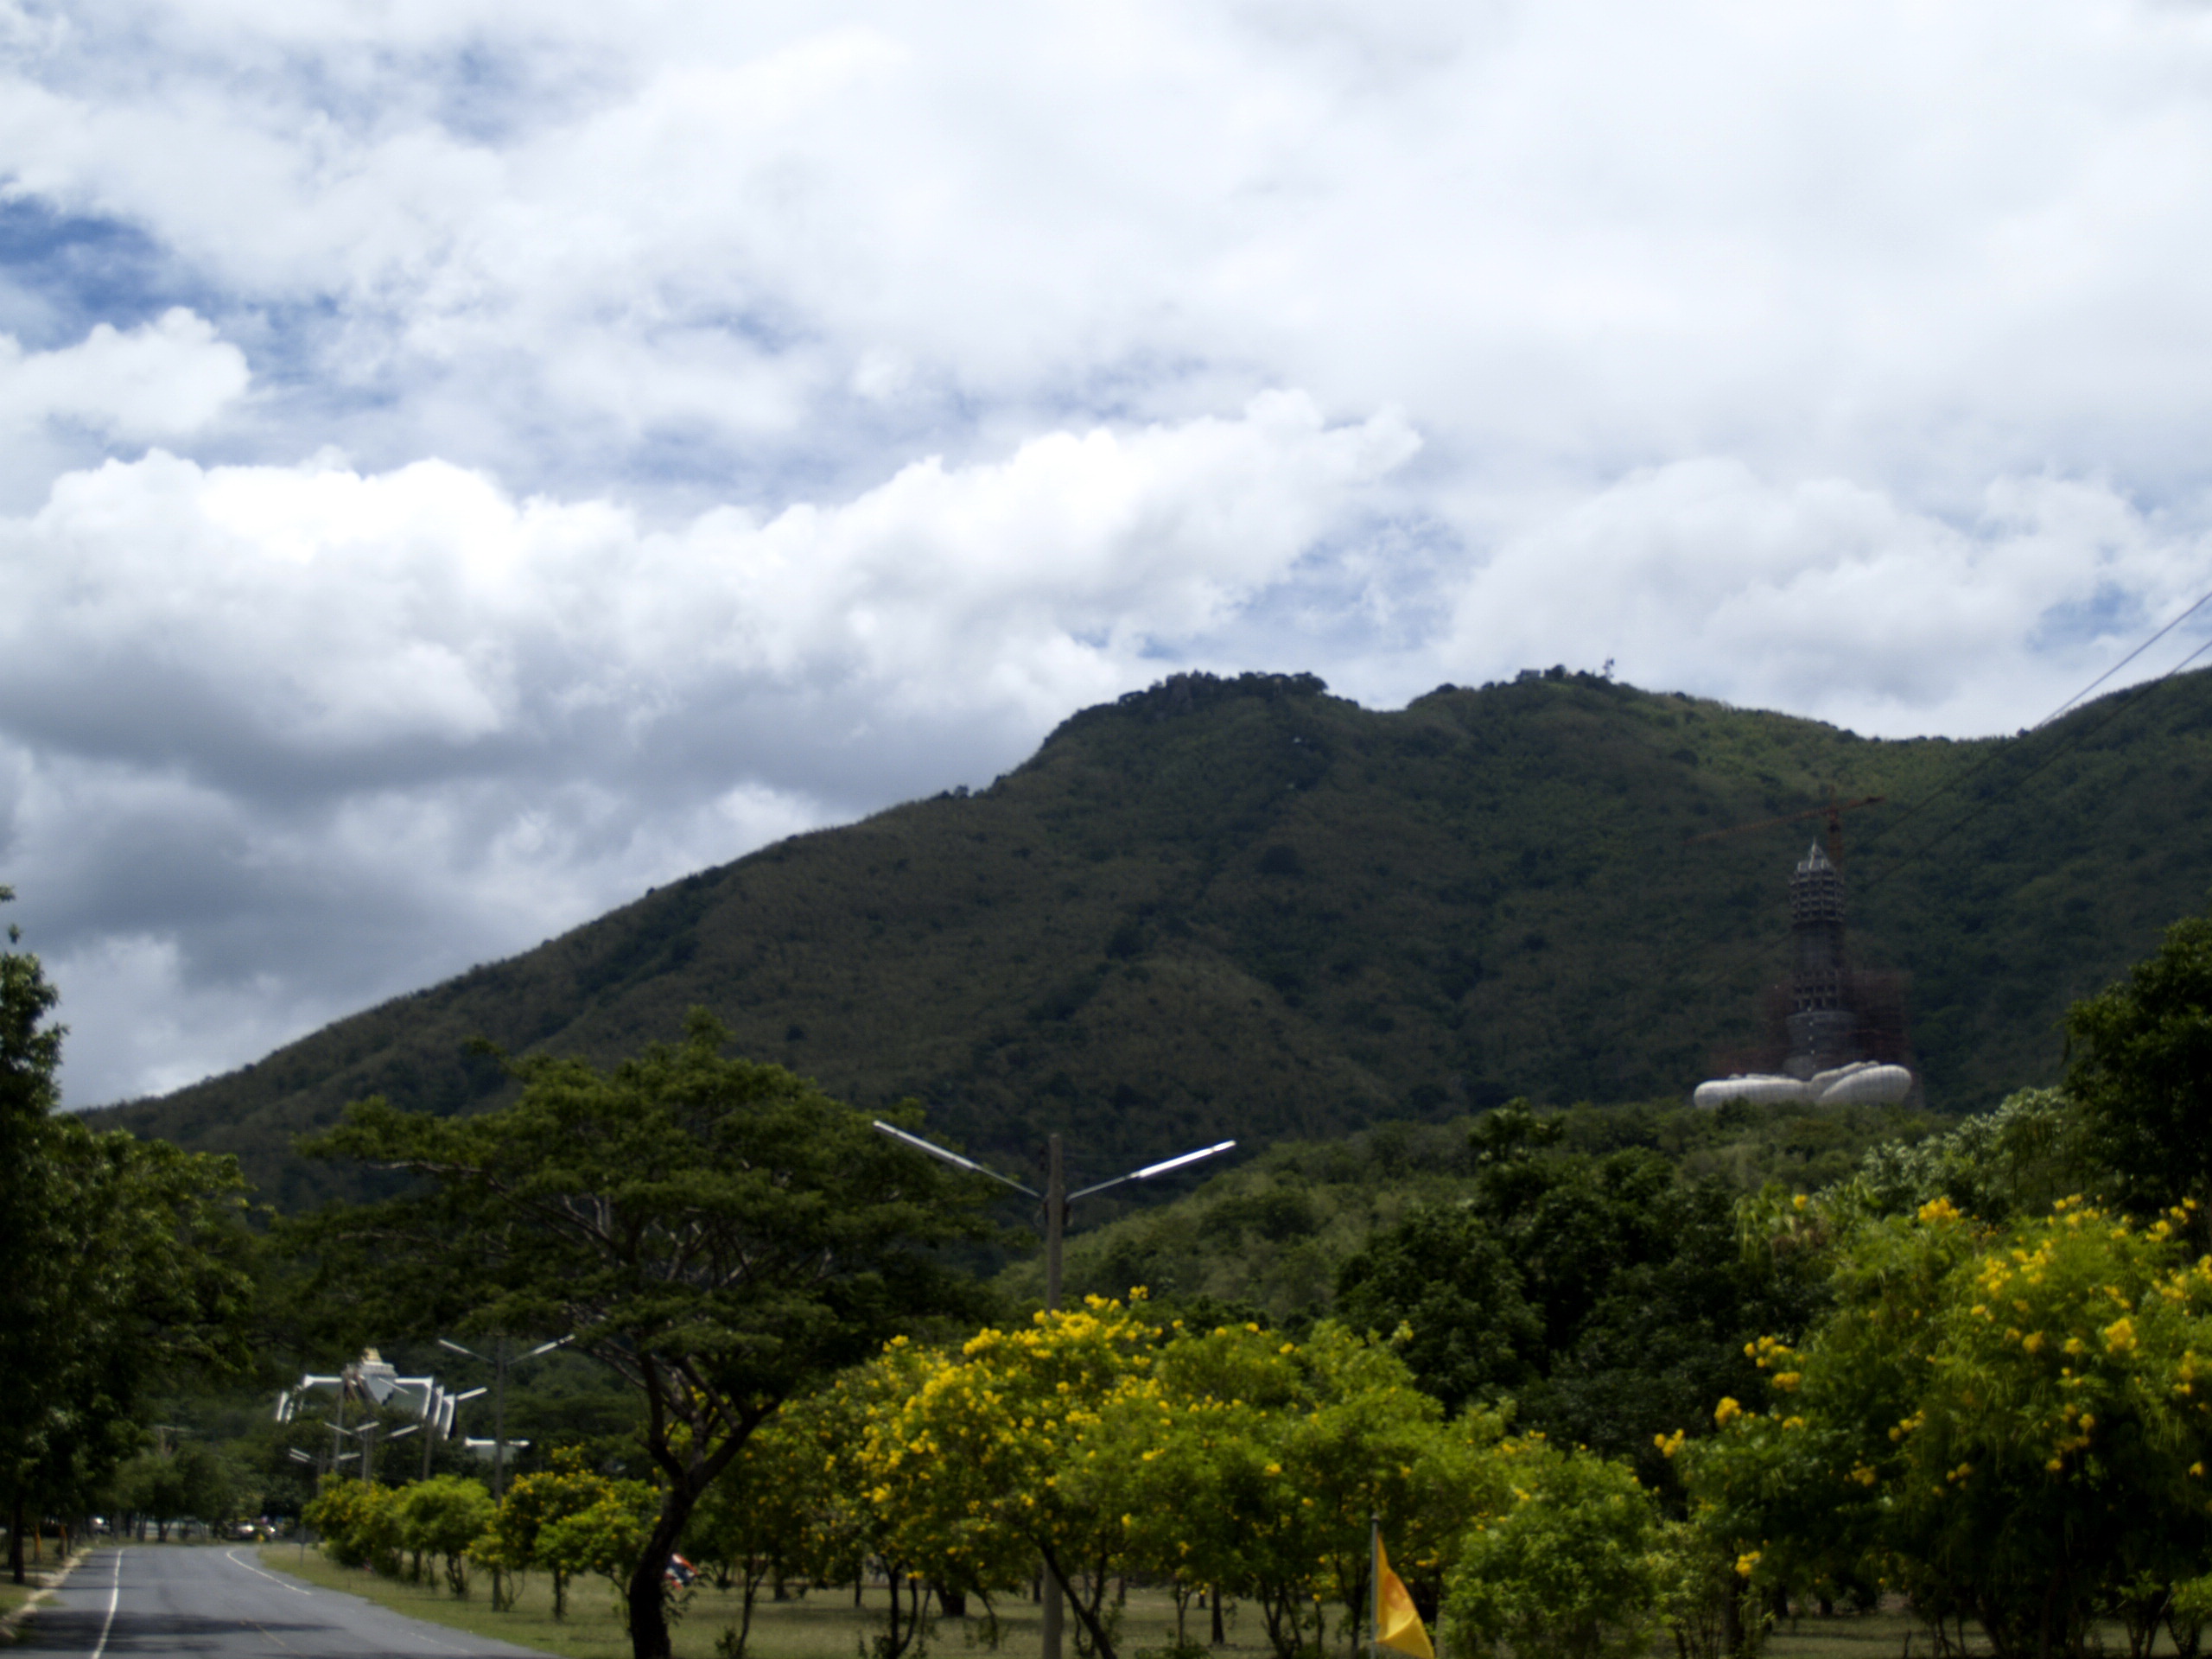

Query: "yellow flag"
<box><xmin>1373</xmin><ymin>1534</ymin><xmax>1433</xmax><ymax>1659</ymax></box>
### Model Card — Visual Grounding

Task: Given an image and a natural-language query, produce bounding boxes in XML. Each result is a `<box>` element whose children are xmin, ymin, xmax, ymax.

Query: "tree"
<box><xmin>1442</xmin><ymin>1437</ymin><xmax>1673</xmax><ymax>1659</ymax></box>
<box><xmin>853</xmin><ymin>1301</ymin><xmax>1155</xmax><ymax>1659</ymax></box>
<box><xmin>1687</xmin><ymin>1195</ymin><xmax>2212</xmax><ymax>1659</ymax></box>
<box><xmin>1845</xmin><ymin>1087</ymin><xmax>2094</xmax><ymax>1224</ymax></box>
<box><xmin>304</xmin><ymin>1476</ymin><xmax>404</xmax><ymax>1573</ymax></box>
<box><xmin>397</xmin><ymin>1475</ymin><xmax>496</xmax><ymax>1596</ymax></box>
<box><xmin>2067</xmin><ymin>911</ymin><xmax>2212</xmax><ymax>1209</ymax></box>
<box><xmin>852</xmin><ymin>1309</ymin><xmax>1507</xmax><ymax>1659</ymax></box>
<box><xmin>111</xmin><ymin>1443</ymin><xmax>235</xmax><ymax>1541</ymax></box>
<box><xmin>1335</xmin><ymin>1131</ymin><xmax>1825</xmax><ymax>1479</ymax></box>
<box><xmin>537</xmin><ymin>1482</ymin><xmax>661</xmax><ymax>1613</ymax></box>
<box><xmin>479</xmin><ymin>1457</ymin><xmax>631</xmax><ymax>1617</ymax></box>
<box><xmin>685</xmin><ymin>1414</ymin><xmax>842</xmax><ymax>1659</ymax></box>
<box><xmin>1334</xmin><ymin>1207</ymin><xmax>1539</xmax><ymax>1413</ymax></box>
<box><xmin>0</xmin><ymin>889</ymin><xmax>256</xmax><ymax>1580</ymax></box>
<box><xmin>1116</xmin><ymin>1321</ymin><xmax>1501</xmax><ymax>1659</ymax></box>
<box><xmin>305</xmin><ymin>1011</ymin><xmax>986</xmax><ymax>1659</ymax></box>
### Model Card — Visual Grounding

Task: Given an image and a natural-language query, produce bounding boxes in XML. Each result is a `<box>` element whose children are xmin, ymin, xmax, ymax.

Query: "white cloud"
<box><xmin>0</xmin><ymin>308</ymin><xmax>245</xmax><ymax>437</ymax></box>
<box><xmin>4</xmin><ymin>0</ymin><xmax>2212</xmax><ymax>1103</ymax></box>
<box><xmin>0</xmin><ymin>395</ymin><xmax>1414</xmax><ymax>1100</ymax></box>
<box><xmin>1419</xmin><ymin>461</ymin><xmax>2210</xmax><ymax>736</ymax></box>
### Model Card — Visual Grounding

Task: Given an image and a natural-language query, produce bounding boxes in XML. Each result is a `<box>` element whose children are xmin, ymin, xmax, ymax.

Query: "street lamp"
<box><xmin>436</xmin><ymin>1335</ymin><xmax>571</xmax><ymax>1499</ymax></box>
<box><xmin>871</xmin><ymin>1122</ymin><xmax>1236</xmax><ymax>1659</ymax></box>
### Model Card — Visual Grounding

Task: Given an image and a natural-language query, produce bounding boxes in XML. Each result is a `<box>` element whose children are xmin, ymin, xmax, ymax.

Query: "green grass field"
<box><xmin>262</xmin><ymin>1549</ymin><xmax>1257</xmax><ymax>1659</ymax></box>
<box><xmin>260</xmin><ymin>1545</ymin><xmax>1967</xmax><ymax>1659</ymax></box>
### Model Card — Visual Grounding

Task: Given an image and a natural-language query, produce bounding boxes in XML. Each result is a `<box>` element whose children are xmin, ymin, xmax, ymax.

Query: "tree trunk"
<box><xmin>8</xmin><ymin>1492</ymin><xmax>24</xmax><ymax>1585</ymax></box>
<box><xmin>626</xmin><ymin>1476</ymin><xmax>711</xmax><ymax>1659</ymax></box>
<box><xmin>1039</xmin><ymin>1543</ymin><xmax>1118</xmax><ymax>1659</ymax></box>
<box><xmin>729</xmin><ymin>1565</ymin><xmax>760</xmax><ymax>1659</ymax></box>
<box><xmin>1211</xmin><ymin>1586</ymin><xmax>1225</xmax><ymax>1648</ymax></box>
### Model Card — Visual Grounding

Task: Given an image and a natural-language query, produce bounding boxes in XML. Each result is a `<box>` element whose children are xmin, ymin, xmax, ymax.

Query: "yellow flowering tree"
<box><xmin>1096</xmin><ymin>1320</ymin><xmax>1501</xmax><ymax>1659</ymax></box>
<box><xmin>804</xmin><ymin>1339</ymin><xmax>967</xmax><ymax>1659</ymax></box>
<box><xmin>845</xmin><ymin>1305</ymin><xmax>1495</xmax><ymax>1659</ymax></box>
<box><xmin>1687</xmin><ymin>1194</ymin><xmax>2212</xmax><ymax>1659</ymax></box>
<box><xmin>854</xmin><ymin>1300</ymin><xmax>1158</xmax><ymax>1659</ymax></box>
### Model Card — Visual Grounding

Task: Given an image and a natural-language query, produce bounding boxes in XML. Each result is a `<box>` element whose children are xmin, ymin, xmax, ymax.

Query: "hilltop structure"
<box><xmin>1694</xmin><ymin>842</ymin><xmax>1916</xmax><ymax>1109</ymax></box>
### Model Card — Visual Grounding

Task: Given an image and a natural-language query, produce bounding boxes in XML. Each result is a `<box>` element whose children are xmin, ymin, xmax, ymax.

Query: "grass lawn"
<box><xmin>260</xmin><ymin>1550</ymin><xmax>1249</xmax><ymax>1659</ymax></box>
<box><xmin>263</xmin><ymin>1553</ymin><xmax>2197</xmax><ymax>1659</ymax></box>
<box><xmin>1764</xmin><ymin>1610</ymin><xmax>1923</xmax><ymax>1658</ymax></box>
<box><xmin>1763</xmin><ymin>1606</ymin><xmax>2212</xmax><ymax>1657</ymax></box>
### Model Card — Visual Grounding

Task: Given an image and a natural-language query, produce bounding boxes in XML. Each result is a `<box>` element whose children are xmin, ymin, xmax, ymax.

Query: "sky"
<box><xmin>8</xmin><ymin>0</ymin><xmax>2212</xmax><ymax>1106</ymax></box>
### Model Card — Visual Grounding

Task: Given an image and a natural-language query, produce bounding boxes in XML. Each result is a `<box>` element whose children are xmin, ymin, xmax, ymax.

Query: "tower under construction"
<box><xmin>1693</xmin><ymin>839</ymin><xmax>1915</xmax><ymax>1109</ymax></box>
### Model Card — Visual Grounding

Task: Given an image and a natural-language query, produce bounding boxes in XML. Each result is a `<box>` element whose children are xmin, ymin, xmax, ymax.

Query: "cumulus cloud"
<box><xmin>0</xmin><ymin>396</ymin><xmax>1415</xmax><ymax>1100</ymax></box>
<box><xmin>3</xmin><ymin>0</ymin><xmax>2212</xmax><ymax>1101</ymax></box>
<box><xmin>1419</xmin><ymin>461</ymin><xmax>2212</xmax><ymax>736</ymax></box>
<box><xmin>0</xmin><ymin>308</ymin><xmax>245</xmax><ymax>436</ymax></box>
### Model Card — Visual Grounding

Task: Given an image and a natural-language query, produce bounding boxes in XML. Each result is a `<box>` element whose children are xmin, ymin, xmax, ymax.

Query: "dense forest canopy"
<box><xmin>84</xmin><ymin>665</ymin><xmax>2212</xmax><ymax>1209</ymax></box>
<box><xmin>16</xmin><ymin>878</ymin><xmax>2212</xmax><ymax>1659</ymax></box>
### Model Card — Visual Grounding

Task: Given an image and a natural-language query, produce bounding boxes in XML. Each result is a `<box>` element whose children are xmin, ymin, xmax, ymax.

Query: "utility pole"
<box><xmin>493</xmin><ymin>1338</ymin><xmax>508</xmax><ymax>1501</ymax></box>
<box><xmin>439</xmin><ymin>1335</ymin><xmax>567</xmax><ymax>1500</ymax></box>
<box><xmin>421</xmin><ymin>1388</ymin><xmax>442</xmax><ymax>1481</ymax></box>
<box><xmin>871</xmin><ymin>1122</ymin><xmax>1235</xmax><ymax>1659</ymax></box>
<box><xmin>1040</xmin><ymin>1135</ymin><xmax>1065</xmax><ymax>1659</ymax></box>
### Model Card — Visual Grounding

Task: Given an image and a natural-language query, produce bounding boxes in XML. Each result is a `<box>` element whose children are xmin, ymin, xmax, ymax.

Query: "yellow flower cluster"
<box><xmin>1745</xmin><ymin>1334</ymin><xmax>1796</xmax><ymax>1370</ymax></box>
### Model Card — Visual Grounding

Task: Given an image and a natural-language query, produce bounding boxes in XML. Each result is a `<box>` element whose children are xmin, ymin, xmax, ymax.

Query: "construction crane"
<box><xmin>1686</xmin><ymin>789</ymin><xmax>1886</xmax><ymax>868</ymax></box>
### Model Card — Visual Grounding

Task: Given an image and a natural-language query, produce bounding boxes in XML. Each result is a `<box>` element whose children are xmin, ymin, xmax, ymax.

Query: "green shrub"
<box><xmin>1442</xmin><ymin>1440</ymin><xmax>1670</xmax><ymax>1659</ymax></box>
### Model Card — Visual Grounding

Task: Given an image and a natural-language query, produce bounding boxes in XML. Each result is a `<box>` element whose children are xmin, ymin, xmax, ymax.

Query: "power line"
<box><xmin>2034</xmin><ymin>588</ymin><xmax>2212</xmax><ymax>731</ymax></box>
<box><xmin>1854</xmin><ymin>620</ymin><xmax>2212</xmax><ymax>899</ymax></box>
<box><xmin>1656</xmin><ymin>582</ymin><xmax>2212</xmax><ymax>1055</ymax></box>
<box><xmin>1843</xmin><ymin>581</ymin><xmax>2212</xmax><ymax>879</ymax></box>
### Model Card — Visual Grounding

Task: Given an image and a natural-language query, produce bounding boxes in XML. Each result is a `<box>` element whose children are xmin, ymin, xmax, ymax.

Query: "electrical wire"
<box><xmin>1841</xmin><ymin>582</ymin><xmax>2212</xmax><ymax>878</ymax></box>
<box><xmin>2034</xmin><ymin>588</ymin><xmax>2212</xmax><ymax>730</ymax></box>
<box><xmin>1853</xmin><ymin>617</ymin><xmax>2212</xmax><ymax>899</ymax></box>
<box><xmin>1656</xmin><ymin>582</ymin><xmax>2212</xmax><ymax>1051</ymax></box>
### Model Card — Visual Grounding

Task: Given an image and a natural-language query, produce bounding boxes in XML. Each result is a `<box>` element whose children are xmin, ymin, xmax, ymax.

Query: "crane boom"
<box><xmin>1686</xmin><ymin>791</ymin><xmax>1886</xmax><ymax>868</ymax></box>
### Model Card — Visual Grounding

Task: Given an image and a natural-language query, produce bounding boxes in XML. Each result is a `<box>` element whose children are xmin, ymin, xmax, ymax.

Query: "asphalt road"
<box><xmin>16</xmin><ymin>1546</ymin><xmax>556</xmax><ymax>1659</ymax></box>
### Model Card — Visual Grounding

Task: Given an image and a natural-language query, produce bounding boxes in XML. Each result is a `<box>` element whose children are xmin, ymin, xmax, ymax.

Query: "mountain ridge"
<box><xmin>85</xmin><ymin>666</ymin><xmax>2212</xmax><ymax>1210</ymax></box>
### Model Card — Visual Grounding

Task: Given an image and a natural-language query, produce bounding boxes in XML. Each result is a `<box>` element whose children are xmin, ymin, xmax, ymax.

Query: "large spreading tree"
<box><xmin>0</xmin><ymin>888</ymin><xmax>256</xmax><ymax>1580</ymax></box>
<box><xmin>305</xmin><ymin>1011</ymin><xmax>988</xmax><ymax>1659</ymax></box>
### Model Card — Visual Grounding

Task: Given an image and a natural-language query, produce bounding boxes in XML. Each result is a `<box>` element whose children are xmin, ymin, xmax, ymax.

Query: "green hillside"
<box><xmin>86</xmin><ymin>666</ymin><xmax>2212</xmax><ymax>1209</ymax></box>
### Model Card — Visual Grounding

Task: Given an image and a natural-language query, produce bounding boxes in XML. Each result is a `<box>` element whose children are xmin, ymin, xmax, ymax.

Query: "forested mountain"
<box><xmin>87</xmin><ymin>665</ymin><xmax>2212</xmax><ymax>1210</ymax></box>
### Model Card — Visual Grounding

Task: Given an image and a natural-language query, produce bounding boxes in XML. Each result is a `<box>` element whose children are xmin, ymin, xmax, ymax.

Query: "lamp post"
<box><xmin>871</xmin><ymin>1122</ymin><xmax>1236</xmax><ymax>1659</ymax></box>
<box><xmin>437</xmin><ymin>1335</ymin><xmax>570</xmax><ymax>1499</ymax></box>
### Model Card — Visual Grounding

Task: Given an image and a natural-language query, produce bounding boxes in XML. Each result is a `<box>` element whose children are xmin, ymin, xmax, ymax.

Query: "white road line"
<box><xmin>224</xmin><ymin>1549</ymin><xmax>476</xmax><ymax>1656</ymax></box>
<box><xmin>86</xmin><ymin>1551</ymin><xmax>120</xmax><ymax>1659</ymax></box>
<box><xmin>225</xmin><ymin>1549</ymin><xmax>314</xmax><ymax>1596</ymax></box>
